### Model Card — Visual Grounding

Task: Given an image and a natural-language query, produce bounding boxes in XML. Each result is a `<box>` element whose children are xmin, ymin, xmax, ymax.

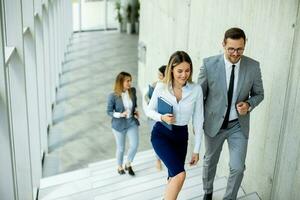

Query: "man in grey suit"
<box><xmin>198</xmin><ymin>27</ymin><xmax>264</xmax><ymax>200</ymax></box>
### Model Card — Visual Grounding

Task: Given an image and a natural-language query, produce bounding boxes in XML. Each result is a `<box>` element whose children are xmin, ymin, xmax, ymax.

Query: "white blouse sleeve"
<box><xmin>113</xmin><ymin>112</ymin><xmax>122</xmax><ymax>118</ymax></box>
<box><xmin>192</xmin><ymin>85</ymin><xmax>204</xmax><ymax>153</ymax></box>
<box><xmin>146</xmin><ymin>82</ymin><xmax>163</xmax><ymax>122</ymax></box>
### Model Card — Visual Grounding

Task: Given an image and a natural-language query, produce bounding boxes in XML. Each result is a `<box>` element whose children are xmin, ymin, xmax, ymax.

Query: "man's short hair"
<box><xmin>224</xmin><ymin>27</ymin><xmax>246</xmax><ymax>44</ymax></box>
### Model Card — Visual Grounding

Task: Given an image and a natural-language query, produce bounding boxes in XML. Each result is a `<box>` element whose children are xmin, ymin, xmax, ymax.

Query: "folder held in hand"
<box><xmin>157</xmin><ymin>97</ymin><xmax>173</xmax><ymax>130</ymax></box>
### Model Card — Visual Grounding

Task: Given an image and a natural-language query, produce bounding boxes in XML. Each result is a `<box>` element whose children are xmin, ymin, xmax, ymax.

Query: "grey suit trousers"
<box><xmin>202</xmin><ymin>120</ymin><xmax>248</xmax><ymax>200</ymax></box>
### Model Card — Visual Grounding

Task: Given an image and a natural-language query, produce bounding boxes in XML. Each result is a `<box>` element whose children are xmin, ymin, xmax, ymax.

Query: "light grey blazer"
<box><xmin>198</xmin><ymin>54</ymin><xmax>264</xmax><ymax>138</ymax></box>
<box><xmin>107</xmin><ymin>87</ymin><xmax>140</xmax><ymax>132</ymax></box>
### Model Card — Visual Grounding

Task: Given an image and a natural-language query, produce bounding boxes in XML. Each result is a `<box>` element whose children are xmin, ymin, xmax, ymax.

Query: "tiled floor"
<box><xmin>43</xmin><ymin>31</ymin><xmax>152</xmax><ymax>176</ymax></box>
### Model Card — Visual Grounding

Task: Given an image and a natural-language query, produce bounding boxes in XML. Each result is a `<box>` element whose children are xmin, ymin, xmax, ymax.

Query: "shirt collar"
<box><xmin>168</xmin><ymin>81</ymin><xmax>192</xmax><ymax>91</ymax></box>
<box><xmin>223</xmin><ymin>54</ymin><xmax>241</xmax><ymax>69</ymax></box>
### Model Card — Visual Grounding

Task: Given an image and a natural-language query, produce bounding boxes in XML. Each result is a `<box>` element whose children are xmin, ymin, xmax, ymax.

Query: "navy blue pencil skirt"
<box><xmin>151</xmin><ymin>122</ymin><xmax>188</xmax><ymax>178</ymax></box>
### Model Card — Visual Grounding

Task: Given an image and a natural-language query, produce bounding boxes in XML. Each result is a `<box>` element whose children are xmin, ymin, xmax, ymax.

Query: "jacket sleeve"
<box><xmin>247</xmin><ymin>63</ymin><xmax>264</xmax><ymax>110</ymax></box>
<box><xmin>106</xmin><ymin>93</ymin><xmax>115</xmax><ymax>117</ymax></box>
<box><xmin>198</xmin><ymin>60</ymin><xmax>208</xmax><ymax>100</ymax></box>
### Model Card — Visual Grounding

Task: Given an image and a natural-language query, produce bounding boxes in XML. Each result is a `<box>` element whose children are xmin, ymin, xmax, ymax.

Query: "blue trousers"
<box><xmin>112</xmin><ymin>124</ymin><xmax>139</xmax><ymax>166</ymax></box>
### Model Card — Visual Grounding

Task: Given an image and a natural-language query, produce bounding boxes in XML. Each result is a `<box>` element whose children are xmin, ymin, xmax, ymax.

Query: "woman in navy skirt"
<box><xmin>146</xmin><ymin>51</ymin><xmax>204</xmax><ymax>199</ymax></box>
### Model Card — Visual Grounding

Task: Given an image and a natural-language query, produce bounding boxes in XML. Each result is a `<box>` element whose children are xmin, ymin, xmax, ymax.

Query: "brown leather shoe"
<box><xmin>125</xmin><ymin>165</ymin><xmax>135</xmax><ymax>176</ymax></box>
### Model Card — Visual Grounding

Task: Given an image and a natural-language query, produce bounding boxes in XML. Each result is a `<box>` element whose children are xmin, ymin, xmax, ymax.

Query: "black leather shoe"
<box><xmin>125</xmin><ymin>165</ymin><xmax>135</xmax><ymax>176</ymax></box>
<box><xmin>117</xmin><ymin>169</ymin><xmax>125</xmax><ymax>175</ymax></box>
<box><xmin>203</xmin><ymin>193</ymin><xmax>212</xmax><ymax>200</ymax></box>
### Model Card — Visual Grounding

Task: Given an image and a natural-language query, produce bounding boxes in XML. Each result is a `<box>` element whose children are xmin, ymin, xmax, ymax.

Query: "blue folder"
<box><xmin>157</xmin><ymin>96</ymin><xmax>173</xmax><ymax>130</ymax></box>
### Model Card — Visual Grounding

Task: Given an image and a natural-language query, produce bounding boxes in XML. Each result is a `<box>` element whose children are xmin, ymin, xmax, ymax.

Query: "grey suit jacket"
<box><xmin>198</xmin><ymin>54</ymin><xmax>264</xmax><ymax>138</ymax></box>
<box><xmin>107</xmin><ymin>87</ymin><xmax>140</xmax><ymax>132</ymax></box>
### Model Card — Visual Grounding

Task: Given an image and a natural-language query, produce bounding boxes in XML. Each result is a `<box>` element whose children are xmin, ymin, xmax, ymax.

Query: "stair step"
<box><xmin>88</xmin><ymin>149</ymin><xmax>155</xmax><ymax>169</ymax></box>
<box><xmin>40</xmin><ymin>165</ymin><xmax>201</xmax><ymax>200</ymax></box>
<box><xmin>39</xmin><ymin>150</ymin><xmax>258</xmax><ymax>200</ymax></box>
<box><xmin>95</xmin><ymin>167</ymin><xmax>202</xmax><ymax>199</ymax></box>
<box><xmin>39</xmin><ymin>155</ymin><xmax>158</xmax><ymax>200</ymax></box>
<box><xmin>120</xmin><ymin>176</ymin><xmax>223</xmax><ymax>200</ymax></box>
<box><xmin>40</xmin><ymin>168</ymin><xmax>90</xmax><ymax>189</ymax></box>
<box><xmin>194</xmin><ymin>187</ymin><xmax>245</xmax><ymax>200</ymax></box>
<box><xmin>238</xmin><ymin>192</ymin><xmax>261</xmax><ymax>200</ymax></box>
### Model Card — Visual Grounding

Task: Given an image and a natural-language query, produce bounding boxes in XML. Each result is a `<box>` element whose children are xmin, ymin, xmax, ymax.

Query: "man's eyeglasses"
<box><xmin>227</xmin><ymin>48</ymin><xmax>244</xmax><ymax>54</ymax></box>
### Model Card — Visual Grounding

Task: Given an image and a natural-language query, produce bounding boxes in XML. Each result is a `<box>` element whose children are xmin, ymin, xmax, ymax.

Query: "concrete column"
<box><xmin>21</xmin><ymin>0</ymin><xmax>42</xmax><ymax>198</ymax></box>
<box><xmin>34</xmin><ymin>0</ymin><xmax>48</xmax><ymax>158</ymax></box>
<box><xmin>42</xmin><ymin>3</ymin><xmax>53</xmax><ymax>134</ymax></box>
<box><xmin>0</xmin><ymin>1</ymin><xmax>16</xmax><ymax>199</ymax></box>
<box><xmin>3</xmin><ymin>0</ymin><xmax>33</xmax><ymax>198</ymax></box>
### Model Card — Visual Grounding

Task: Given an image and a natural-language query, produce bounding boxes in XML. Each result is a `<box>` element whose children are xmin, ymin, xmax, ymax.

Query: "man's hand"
<box><xmin>236</xmin><ymin>102</ymin><xmax>250</xmax><ymax>115</ymax></box>
<box><xmin>134</xmin><ymin>111</ymin><xmax>139</xmax><ymax>119</ymax></box>
<box><xmin>189</xmin><ymin>153</ymin><xmax>199</xmax><ymax>166</ymax></box>
<box><xmin>161</xmin><ymin>114</ymin><xmax>175</xmax><ymax>124</ymax></box>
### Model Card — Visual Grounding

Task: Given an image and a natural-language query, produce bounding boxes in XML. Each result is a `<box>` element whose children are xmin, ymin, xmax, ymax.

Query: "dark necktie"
<box><xmin>221</xmin><ymin>64</ymin><xmax>235</xmax><ymax>129</ymax></box>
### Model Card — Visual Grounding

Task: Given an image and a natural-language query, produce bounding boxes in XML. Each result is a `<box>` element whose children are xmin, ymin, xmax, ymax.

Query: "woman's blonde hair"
<box><xmin>114</xmin><ymin>71</ymin><xmax>132</xmax><ymax>98</ymax></box>
<box><xmin>163</xmin><ymin>51</ymin><xmax>193</xmax><ymax>85</ymax></box>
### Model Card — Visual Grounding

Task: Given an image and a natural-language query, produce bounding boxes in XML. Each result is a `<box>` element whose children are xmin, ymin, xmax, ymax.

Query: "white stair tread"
<box><xmin>40</xmin><ymin>168</ymin><xmax>90</xmax><ymax>189</ymax></box>
<box><xmin>94</xmin><ymin>166</ymin><xmax>202</xmax><ymax>200</ymax></box>
<box><xmin>39</xmin><ymin>150</ymin><xmax>258</xmax><ymax>200</ymax></box>
<box><xmin>88</xmin><ymin>149</ymin><xmax>155</xmax><ymax>168</ymax></box>
<box><xmin>199</xmin><ymin>187</ymin><xmax>245</xmax><ymax>200</ymax></box>
<box><xmin>40</xmin><ymin>165</ymin><xmax>200</xmax><ymax>200</ymax></box>
<box><xmin>39</xmin><ymin>156</ymin><xmax>158</xmax><ymax>199</ymax></box>
<box><xmin>238</xmin><ymin>192</ymin><xmax>261</xmax><ymax>200</ymax></box>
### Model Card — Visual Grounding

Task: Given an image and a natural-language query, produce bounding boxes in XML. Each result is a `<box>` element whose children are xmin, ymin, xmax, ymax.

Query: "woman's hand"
<box><xmin>120</xmin><ymin>111</ymin><xmax>128</xmax><ymax>118</ymax></box>
<box><xmin>161</xmin><ymin>114</ymin><xmax>175</xmax><ymax>124</ymax></box>
<box><xmin>189</xmin><ymin>153</ymin><xmax>199</xmax><ymax>166</ymax></box>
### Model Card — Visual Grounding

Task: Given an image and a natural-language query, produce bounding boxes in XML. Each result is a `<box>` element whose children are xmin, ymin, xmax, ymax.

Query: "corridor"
<box><xmin>43</xmin><ymin>30</ymin><xmax>152</xmax><ymax>176</ymax></box>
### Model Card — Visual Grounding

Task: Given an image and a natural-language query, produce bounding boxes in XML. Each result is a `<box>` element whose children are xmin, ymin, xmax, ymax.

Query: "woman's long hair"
<box><xmin>114</xmin><ymin>71</ymin><xmax>133</xmax><ymax>98</ymax></box>
<box><xmin>163</xmin><ymin>51</ymin><xmax>193</xmax><ymax>85</ymax></box>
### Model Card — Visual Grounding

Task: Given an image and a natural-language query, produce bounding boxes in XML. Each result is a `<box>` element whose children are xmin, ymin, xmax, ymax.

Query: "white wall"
<box><xmin>138</xmin><ymin>0</ymin><xmax>300</xmax><ymax>199</ymax></box>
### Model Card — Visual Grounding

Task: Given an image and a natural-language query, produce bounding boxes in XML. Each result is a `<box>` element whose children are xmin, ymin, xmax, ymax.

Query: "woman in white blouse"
<box><xmin>107</xmin><ymin>72</ymin><xmax>140</xmax><ymax>176</ymax></box>
<box><xmin>146</xmin><ymin>51</ymin><xmax>204</xmax><ymax>199</ymax></box>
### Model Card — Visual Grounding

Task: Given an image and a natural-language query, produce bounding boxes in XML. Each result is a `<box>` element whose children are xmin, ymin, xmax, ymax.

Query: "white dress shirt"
<box><xmin>113</xmin><ymin>90</ymin><xmax>133</xmax><ymax>119</ymax></box>
<box><xmin>224</xmin><ymin>55</ymin><xmax>240</xmax><ymax>121</ymax></box>
<box><xmin>146</xmin><ymin>82</ymin><xmax>204</xmax><ymax>153</ymax></box>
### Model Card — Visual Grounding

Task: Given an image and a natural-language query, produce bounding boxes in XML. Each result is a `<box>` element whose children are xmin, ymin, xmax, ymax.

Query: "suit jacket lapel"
<box><xmin>236</xmin><ymin>57</ymin><xmax>246</xmax><ymax>98</ymax></box>
<box><xmin>117</xmin><ymin>95</ymin><xmax>125</xmax><ymax>112</ymax></box>
<box><xmin>217</xmin><ymin>55</ymin><xmax>228</xmax><ymax>102</ymax></box>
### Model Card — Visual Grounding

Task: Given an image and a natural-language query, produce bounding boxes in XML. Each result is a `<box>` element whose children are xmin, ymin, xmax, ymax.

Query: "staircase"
<box><xmin>39</xmin><ymin>150</ymin><xmax>261</xmax><ymax>200</ymax></box>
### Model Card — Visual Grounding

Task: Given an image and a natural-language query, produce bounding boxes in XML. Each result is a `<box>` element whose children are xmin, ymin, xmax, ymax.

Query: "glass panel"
<box><xmin>72</xmin><ymin>0</ymin><xmax>118</xmax><ymax>31</ymax></box>
<box><xmin>82</xmin><ymin>0</ymin><xmax>105</xmax><ymax>30</ymax></box>
<box><xmin>72</xmin><ymin>0</ymin><xmax>80</xmax><ymax>31</ymax></box>
<box><xmin>107</xmin><ymin>0</ymin><xmax>118</xmax><ymax>29</ymax></box>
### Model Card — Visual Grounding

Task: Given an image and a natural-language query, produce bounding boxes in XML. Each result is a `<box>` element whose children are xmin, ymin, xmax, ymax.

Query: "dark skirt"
<box><xmin>151</xmin><ymin>122</ymin><xmax>188</xmax><ymax>178</ymax></box>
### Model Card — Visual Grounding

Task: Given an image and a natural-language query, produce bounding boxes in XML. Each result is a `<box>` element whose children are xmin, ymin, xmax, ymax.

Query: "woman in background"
<box><xmin>143</xmin><ymin>65</ymin><xmax>166</xmax><ymax>170</ymax></box>
<box><xmin>146</xmin><ymin>51</ymin><xmax>204</xmax><ymax>199</ymax></box>
<box><xmin>107</xmin><ymin>72</ymin><xmax>140</xmax><ymax>176</ymax></box>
